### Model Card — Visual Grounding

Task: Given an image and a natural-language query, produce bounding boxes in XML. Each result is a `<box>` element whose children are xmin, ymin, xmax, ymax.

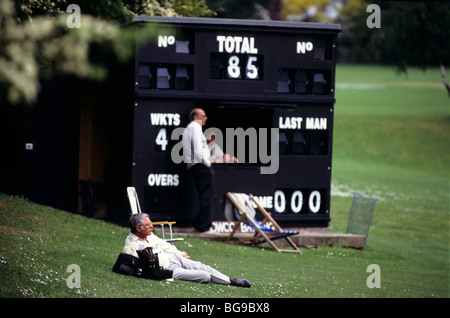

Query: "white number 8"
<box><xmin>227</xmin><ymin>55</ymin><xmax>240</xmax><ymax>78</ymax></box>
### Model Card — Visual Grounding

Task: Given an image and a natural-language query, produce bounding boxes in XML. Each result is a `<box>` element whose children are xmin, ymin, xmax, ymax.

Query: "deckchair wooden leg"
<box><xmin>226</xmin><ymin>214</ymin><xmax>245</xmax><ymax>244</ymax></box>
<box><xmin>244</xmin><ymin>216</ymin><xmax>282</xmax><ymax>252</ymax></box>
<box><xmin>250</xmin><ymin>194</ymin><xmax>302</xmax><ymax>254</ymax></box>
<box><xmin>285</xmin><ymin>236</ymin><xmax>302</xmax><ymax>254</ymax></box>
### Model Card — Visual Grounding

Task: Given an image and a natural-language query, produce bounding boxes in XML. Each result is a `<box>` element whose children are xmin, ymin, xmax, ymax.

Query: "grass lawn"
<box><xmin>0</xmin><ymin>64</ymin><xmax>448</xmax><ymax>300</ymax></box>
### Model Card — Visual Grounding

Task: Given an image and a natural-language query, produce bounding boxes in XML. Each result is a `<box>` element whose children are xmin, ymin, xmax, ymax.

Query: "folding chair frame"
<box><xmin>225</xmin><ymin>193</ymin><xmax>302</xmax><ymax>254</ymax></box>
<box><xmin>127</xmin><ymin>187</ymin><xmax>183</xmax><ymax>245</ymax></box>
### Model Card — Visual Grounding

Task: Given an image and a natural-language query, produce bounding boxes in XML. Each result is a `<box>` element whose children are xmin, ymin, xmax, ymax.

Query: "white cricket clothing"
<box><xmin>122</xmin><ymin>232</ymin><xmax>182</xmax><ymax>268</ymax></box>
<box><xmin>121</xmin><ymin>232</ymin><xmax>230</xmax><ymax>285</ymax></box>
<box><xmin>182</xmin><ymin>120</ymin><xmax>211</xmax><ymax>169</ymax></box>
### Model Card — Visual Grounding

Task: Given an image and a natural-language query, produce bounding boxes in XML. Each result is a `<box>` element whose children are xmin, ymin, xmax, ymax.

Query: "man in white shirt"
<box><xmin>122</xmin><ymin>213</ymin><xmax>251</xmax><ymax>287</ymax></box>
<box><xmin>182</xmin><ymin>108</ymin><xmax>216</xmax><ymax>233</ymax></box>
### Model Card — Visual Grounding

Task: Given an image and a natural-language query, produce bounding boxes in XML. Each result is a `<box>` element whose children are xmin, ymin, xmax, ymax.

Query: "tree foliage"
<box><xmin>381</xmin><ymin>1</ymin><xmax>450</xmax><ymax>72</ymax></box>
<box><xmin>281</xmin><ymin>0</ymin><xmax>346</xmax><ymax>22</ymax></box>
<box><xmin>205</xmin><ymin>0</ymin><xmax>277</xmax><ymax>20</ymax></box>
<box><xmin>0</xmin><ymin>0</ymin><xmax>215</xmax><ymax>105</ymax></box>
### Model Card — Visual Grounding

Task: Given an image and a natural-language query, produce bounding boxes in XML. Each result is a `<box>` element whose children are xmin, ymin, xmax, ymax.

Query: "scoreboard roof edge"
<box><xmin>130</xmin><ymin>16</ymin><xmax>341</xmax><ymax>33</ymax></box>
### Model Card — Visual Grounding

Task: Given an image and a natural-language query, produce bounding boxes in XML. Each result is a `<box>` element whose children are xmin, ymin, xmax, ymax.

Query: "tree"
<box><xmin>382</xmin><ymin>1</ymin><xmax>450</xmax><ymax>95</ymax></box>
<box><xmin>281</xmin><ymin>0</ymin><xmax>348</xmax><ymax>22</ymax></box>
<box><xmin>0</xmin><ymin>1</ymin><xmax>129</xmax><ymax>105</ymax></box>
<box><xmin>171</xmin><ymin>0</ymin><xmax>216</xmax><ymax>17</ymax></box>
<box><xmin>338</xmin><ymin>0</ymin><xmax>450</xmax><ymax>95</ymax></box>
<box><xmin>0</xmin><ymin>0</ymin><xmax>216</xmax><ymax>105</ymax></box>
<box><xmin>206</xmin><ymin>0</ymin><xmax>278</xmax><ymax>20</ymax></box>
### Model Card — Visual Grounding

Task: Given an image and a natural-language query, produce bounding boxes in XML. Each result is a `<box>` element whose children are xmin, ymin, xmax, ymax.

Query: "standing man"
<box><xmin>182</xmin><ymin>108</ymin><xmax>215</xmax><ymax>233</ymax></box>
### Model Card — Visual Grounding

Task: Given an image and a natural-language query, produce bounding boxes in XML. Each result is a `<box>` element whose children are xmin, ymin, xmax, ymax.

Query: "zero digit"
<box><xmin>274</xmin><ymin>190</ymin><xmax>286</xmax><ymax>213</ymax></box>
<box><xmin>309</xmin><ymin>190</ymin><xmax>321</xmax><ymax>213</ymax></box>
<box><xmin>290</xmin><ymin>190</ymin><xmax>303</xmax><ymax>213</ymax></box>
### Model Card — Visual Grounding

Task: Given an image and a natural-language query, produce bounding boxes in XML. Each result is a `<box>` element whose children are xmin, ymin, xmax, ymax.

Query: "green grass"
<box><xmin>0</xmin><ymin>64</ymin><xmax>449</xmax><ymax>298</ymax></box>
<box><xmin>330</xmin><ymin>64</ymin><xmax>449</xmax><ymax>298</ymax></box>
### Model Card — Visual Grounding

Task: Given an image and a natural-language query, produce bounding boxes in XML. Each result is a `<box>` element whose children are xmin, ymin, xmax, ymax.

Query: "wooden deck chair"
<box><xmin>225</xmin><ymin>192</ymin><xmax>302</xmax><ymax>254</ymax></box>
<box><xmin>127</xmin><ymin>187</ymin><xmax>183</xmax><ymax>245</ymax></box>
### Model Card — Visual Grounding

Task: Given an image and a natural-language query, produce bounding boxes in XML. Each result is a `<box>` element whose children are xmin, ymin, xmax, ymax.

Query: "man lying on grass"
<box><xmin>120</xmin><ymin>213</ymin><xmax>251</xmax><ymax>288</ymax></box>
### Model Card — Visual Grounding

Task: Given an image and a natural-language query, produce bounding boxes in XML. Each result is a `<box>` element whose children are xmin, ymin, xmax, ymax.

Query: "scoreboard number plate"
<box><xmin>211</xmin><ymin>53</ymin><xmax>263</xmax><ymax>80</ymax></box>
<box><xmin>226</xmin><ymin>55</ymin><xmax>260</xmax><ymax>79</ymax></box>
<box><xmin>274</xmin><ymin>189</ymin><xmax>325</xmax><ymax>214</ymax></box>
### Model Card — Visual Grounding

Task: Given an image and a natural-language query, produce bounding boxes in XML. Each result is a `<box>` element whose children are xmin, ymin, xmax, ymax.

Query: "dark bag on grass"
<box><xmin>136</xmin><ymin>247</ymin><xmax>173</xmax><ymax>280</ymax></box>
<box><xmin>112</xmin><ymin>248</ymin><xmax>172</xmax><ymax>280</ymax></box>
<box><xmin>112</xmin><ymin>253</ymin><xmax>143</xmax><ymax>277</ymax></box>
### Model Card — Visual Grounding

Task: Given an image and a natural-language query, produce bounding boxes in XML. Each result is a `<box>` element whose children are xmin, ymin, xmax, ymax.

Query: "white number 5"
<box><xmin>246</xmin><ymin>56</ymin><xmax>259</xmax><ymax>79</ymax></box>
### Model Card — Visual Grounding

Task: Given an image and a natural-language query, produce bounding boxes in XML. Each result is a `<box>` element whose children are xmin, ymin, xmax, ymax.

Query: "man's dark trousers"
<box><xmin>189</xmin><ymin>164</ymin><xmax>215</xmax><ymax>232</ymax></box>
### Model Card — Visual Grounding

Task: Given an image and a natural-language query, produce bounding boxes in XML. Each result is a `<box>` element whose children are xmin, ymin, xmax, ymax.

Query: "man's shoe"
<box><xmin>230</xmin><ymin>278</ymin><xmax>251</xmax><ymax>288</ymax></box>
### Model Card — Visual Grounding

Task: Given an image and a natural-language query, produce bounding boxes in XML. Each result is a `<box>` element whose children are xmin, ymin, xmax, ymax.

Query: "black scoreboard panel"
<box><xmin>129</xmin><ymin>16</ymin><xmax>340</xmax><ymax>227</ymax></box>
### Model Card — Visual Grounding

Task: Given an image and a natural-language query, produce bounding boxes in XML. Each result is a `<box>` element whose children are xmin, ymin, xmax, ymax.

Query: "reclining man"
<box><xmin>121</xmin><ymin>213</ymin><xmax>251</xmax><ymax>288</ymax></box>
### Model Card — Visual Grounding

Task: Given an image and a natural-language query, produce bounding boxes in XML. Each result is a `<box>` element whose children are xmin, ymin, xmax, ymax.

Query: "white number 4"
<box><xmin>156</xmin><ymin>128</ymin><xmax>168</xmax><ymax>151</ymax></box>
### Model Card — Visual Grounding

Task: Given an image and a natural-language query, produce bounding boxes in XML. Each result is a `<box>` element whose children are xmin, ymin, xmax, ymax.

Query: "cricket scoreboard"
<box><xmin>129</xmin><ymin>16</ymin><xmax>341</xmax><ymax>228</ymax></box>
